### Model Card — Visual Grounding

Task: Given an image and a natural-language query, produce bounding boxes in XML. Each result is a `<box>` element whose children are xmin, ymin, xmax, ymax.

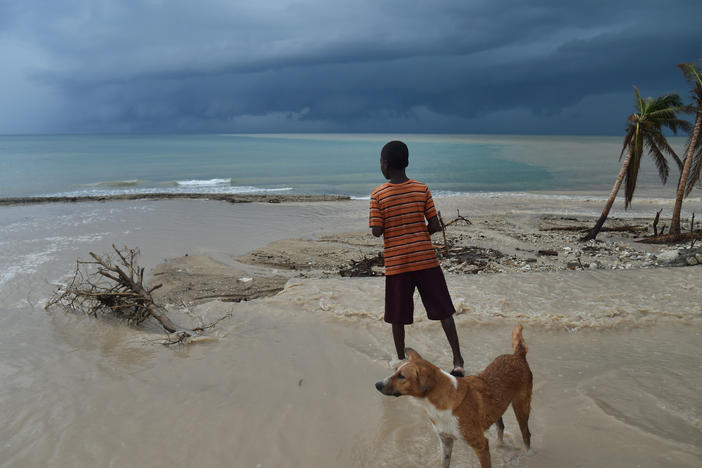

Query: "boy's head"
<box><xmin>381</xmin><ymin>140</ymin><xmax>409</xmax><ymax>171</ymax></box>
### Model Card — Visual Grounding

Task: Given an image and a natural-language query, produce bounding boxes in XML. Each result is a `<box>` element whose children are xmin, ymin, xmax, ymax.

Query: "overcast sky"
<box><xmin>0</xmin><ymin>0</ymin><xmax>700</xmax><ymax>135</ymax></box>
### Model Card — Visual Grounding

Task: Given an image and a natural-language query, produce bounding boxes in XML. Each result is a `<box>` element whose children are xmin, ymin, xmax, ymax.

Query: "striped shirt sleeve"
<box><xmin>369</xmin><ymin>193</ymin><xmax>384</xmax><ymax>228</ymax></box>
<box><xmin>424</xmin><ymin>186</ymin><xmax>437</xmax><ymax>220</ymax></box>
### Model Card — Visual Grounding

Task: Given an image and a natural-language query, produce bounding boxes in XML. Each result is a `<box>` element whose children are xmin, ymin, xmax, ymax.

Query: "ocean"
<box><xmin>0</xmin><ymin>133</ymin><xmax>688</xmax><ymax>199</ymax></box>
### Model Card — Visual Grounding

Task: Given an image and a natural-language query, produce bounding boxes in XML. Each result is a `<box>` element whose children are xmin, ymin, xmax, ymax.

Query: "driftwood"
<box><xmin>436</xmin><ymin>246</ymin><xmax>504</xmax><ymax>274</ymax></box>
<box><xmin>640</xmin><ymin>213</ymin><xmax>701</xmax><ymax>245</ymax></box>
<box><xmin>636</xmin><ymin>230</ymin><xmax>702</xmax><ymax>244</ymax></box>
<box><xmin>653</xmin><ymin>209</ymin><xmax>663</xmax><ymax>236</ymax></box>
<box><xmin>436</xmin><ymin>209</ymin><xmax>473</xmax><ymax>256</ymax></box>
<box><xmin>339</xmin><ymin>252</ymin><xmax>384</xmax><ymax>277</ymax></box>
<box><xmin>443</xmin><ymin>209</ymin><xmax>472</xmax><ymax>227</ymax></box>
<box><xmin>438</xmin><ymin>211</ymin><xmax>450</xmax><ymax>256</ymax></box>
<box><xmin>46</xmin><ymin>244</ymin><xmax>214</xmax><ymax>344</ymax></box>
<box><xmin>543</xmin><ymin>225</ymin><xmax>647</xmax><ymax>233</ymax></box>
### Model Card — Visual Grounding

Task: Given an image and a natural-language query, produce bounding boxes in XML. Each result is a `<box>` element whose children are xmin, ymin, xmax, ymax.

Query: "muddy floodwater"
<box><xmin>1</xmin><ymin>197</ymin><xmax>701</xmax><ymax>467</ymax></box>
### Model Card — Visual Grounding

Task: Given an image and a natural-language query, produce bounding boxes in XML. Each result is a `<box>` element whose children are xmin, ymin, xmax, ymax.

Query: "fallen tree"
<box><xmin>46</xmin><ymin>244</ymin><xmax>220</xmax><ymax>344</ymax></box>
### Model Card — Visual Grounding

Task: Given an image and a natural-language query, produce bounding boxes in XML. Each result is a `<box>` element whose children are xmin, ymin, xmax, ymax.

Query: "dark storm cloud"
<box><xmin>1</xmin><ymin>0</ymin><xmax>700</xmax><ymax>134</ymax></box>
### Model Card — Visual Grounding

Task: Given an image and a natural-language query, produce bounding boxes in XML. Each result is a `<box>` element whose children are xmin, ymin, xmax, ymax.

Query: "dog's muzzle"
<box><xmin>375</xmin><ymin>379</ymin><xmax>401</xmax><ymax>397</ymax></box>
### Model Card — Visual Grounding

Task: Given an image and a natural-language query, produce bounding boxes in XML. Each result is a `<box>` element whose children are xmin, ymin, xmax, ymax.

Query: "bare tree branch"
<box><xmin>46</xmin><ymin>245</ymin><xmax>227</xmax><ymax>344</ymax></box>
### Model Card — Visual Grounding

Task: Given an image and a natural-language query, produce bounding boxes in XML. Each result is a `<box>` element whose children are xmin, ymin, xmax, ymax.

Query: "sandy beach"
<box><xmin>1</xmin><ymin>194</ymin><xmax>701</xmax><ymax>467</ymax></box>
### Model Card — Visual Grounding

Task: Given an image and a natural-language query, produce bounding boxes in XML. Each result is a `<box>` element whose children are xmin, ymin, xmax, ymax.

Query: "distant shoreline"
<box><xmin>0</xmin><ymin>193</ymin><xmax>350</xmax><ymax>206</ymax></box>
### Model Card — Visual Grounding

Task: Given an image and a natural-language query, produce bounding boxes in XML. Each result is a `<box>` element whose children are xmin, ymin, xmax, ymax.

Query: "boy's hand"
<box><xmin>427</xmin><ymin>216</ymin><xmax>442</xmax><ymax>234</ymax></box>
<box><xmin>372</xmin><ymin>226</ymin><xmax>384</xmax><ymax>237</ymax></box>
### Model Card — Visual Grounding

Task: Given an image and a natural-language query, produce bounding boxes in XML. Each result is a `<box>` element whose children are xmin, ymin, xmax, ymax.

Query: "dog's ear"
<box><xmin>416</xmin><ymin>366</ymin><xmax>434</xmax><ymax>394</ymax></box>
<box><xmin>405</xmin><ymin>348</ymin><xmax>422</xmax><ymax>361</ymax></box>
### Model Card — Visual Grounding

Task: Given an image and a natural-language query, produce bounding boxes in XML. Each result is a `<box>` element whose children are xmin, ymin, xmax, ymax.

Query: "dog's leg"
<box><xmin>439</xmin><ymin>434</ymin><xmax>454</xmax><ymax>468</ymax></box>
<box><xmin>468</xmin><ymin>435</ymin><xmax>491</xmax><ymax>468</ymax></box>
<box><xmin>512</xmin><ymin>396</ymin><xmax>532</xmax><ymax>449</ymax></box>
<box><xmin>495</xmin><ymin>416</ymin><xmax>505</xmax><ymax>444</ymax></box>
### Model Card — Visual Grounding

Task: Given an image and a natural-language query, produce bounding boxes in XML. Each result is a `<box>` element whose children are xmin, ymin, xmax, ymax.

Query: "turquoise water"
<box><xmin>0</xmin><ymin>133</ymin><xmax>686</xmax><ymax>198</ymax></box>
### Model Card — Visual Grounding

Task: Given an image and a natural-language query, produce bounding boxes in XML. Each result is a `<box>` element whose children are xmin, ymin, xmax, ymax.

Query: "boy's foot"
<box><xmin>450</xmin><ymin>366</ymin><xmax>465</xmax><ymax>378</ymax></box>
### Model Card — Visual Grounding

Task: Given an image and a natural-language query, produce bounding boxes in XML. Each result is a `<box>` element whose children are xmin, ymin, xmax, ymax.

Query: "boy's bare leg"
<box><xmin>440</xmin><ymin>316</ymin><xmax>464</xmax><ymax>368</ymax></box>
<box><xmin>392</xmin><ymin>324</ymin><xmax>406</xmax><ymax>360</ymax></box>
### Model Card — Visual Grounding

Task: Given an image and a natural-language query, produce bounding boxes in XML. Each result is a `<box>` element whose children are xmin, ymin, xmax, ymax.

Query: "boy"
<box><xmin>369</xmin><ymin>140</ymin><xmax>464</xmax><ymax>377</ymax></box>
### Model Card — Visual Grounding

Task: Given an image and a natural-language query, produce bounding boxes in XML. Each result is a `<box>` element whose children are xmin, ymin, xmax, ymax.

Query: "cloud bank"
<box><xmin>1</xmin><ymin>0</ymin><xmax>700</xmax><ymax>134</ymax></box>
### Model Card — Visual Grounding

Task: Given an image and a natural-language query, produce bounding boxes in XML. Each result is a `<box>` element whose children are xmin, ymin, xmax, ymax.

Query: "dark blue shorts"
<box><xmin>384</xmin><ymin>267</ymin><xmax>455</xmax><ymax>324</ymax></box>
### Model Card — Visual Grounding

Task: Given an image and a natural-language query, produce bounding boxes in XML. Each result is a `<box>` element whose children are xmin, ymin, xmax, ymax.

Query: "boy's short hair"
<box><xmin>381</xmin><ymin>141</ymin><xmax>409</xmax><ymax>170</ymax></box>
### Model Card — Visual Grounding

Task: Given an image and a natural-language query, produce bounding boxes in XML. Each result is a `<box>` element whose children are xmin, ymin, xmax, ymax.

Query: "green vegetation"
<box><xmin>583</xmin><ymin>87</ymin><xmax>689</xmax><ymax>240</ymax></box>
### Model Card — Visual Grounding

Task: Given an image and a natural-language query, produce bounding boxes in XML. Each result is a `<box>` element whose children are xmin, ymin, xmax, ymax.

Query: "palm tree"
<box><xmin>669</xmin><ymin>62</ymin><xmax>702</xmax><ymax>238</ymax></box>
<box><xmin>583</xmin><ymin>87</ymin><xmax>688</xmax><ymax>240</ymax></box>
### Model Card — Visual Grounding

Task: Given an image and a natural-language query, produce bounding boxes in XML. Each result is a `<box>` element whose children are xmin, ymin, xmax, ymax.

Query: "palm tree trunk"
<box><xmin>582</xmin><ymin>146</ymin><xmax>633</xmax><ymax>240</ymax></box>
<box><xmin>670</xmin><ymin>108</ymin><xmax>702</xmax><ymax>237</ymax></box>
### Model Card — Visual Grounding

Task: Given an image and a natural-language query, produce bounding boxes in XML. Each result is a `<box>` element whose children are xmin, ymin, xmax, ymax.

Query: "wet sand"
<box><xmin>1</xmin><ymin>195</ymin><xmax>701</xmax><ymax>467</ymax></box>
<box><xmin>0</xmin><ymin>193</ymin><xmax>350</xmax><ymax>207</ymax></box>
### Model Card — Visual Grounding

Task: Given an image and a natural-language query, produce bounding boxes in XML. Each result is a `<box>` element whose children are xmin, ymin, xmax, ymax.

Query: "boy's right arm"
<box><xmin>369</xmin><ymin>193</ymin><xmax>384</xmax><ymax>237</ymax></box>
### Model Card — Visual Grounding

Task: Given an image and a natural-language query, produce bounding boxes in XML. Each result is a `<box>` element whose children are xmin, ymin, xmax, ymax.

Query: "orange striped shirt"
<box><xmin>369</xmin><ymin>179</ymin><xmax>439</xmax><ymax>275</ymax></box>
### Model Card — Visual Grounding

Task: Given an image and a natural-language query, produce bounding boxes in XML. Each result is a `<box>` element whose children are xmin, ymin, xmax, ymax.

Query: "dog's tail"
<box><xmin>512</xmin><ymin>325</ymin><xmax>528</xmax><ymax>358</ymax></box>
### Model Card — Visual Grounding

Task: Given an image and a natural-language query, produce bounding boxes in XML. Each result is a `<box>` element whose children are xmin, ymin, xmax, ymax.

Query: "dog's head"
<box><xmin>374</xmin><ymin>348</ymin><xmax>435</xmax><ymax>397</ymax></box>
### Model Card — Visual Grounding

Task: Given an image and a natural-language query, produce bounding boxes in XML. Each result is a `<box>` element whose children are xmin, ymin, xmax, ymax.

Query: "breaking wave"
<box><xmin>41</xmin><ymin>183</ymin><xmax>294</xmax><ymax>198</ymax></box>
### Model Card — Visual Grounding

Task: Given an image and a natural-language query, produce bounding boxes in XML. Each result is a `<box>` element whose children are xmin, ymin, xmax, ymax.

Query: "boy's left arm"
<box><xmin>424</xmin><ymin>187</ymin><xmax>442</xmax><ymax>235</ymax></box>
<box><xmin>427</xmin><ymin>215</ymin><xmax>441</xmax><ymax>234</ymax></box>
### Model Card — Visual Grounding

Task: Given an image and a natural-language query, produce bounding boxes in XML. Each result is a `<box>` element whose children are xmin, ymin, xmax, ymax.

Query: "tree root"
<box><xmin>46</xmin><ymin>244</ymin><xmax>226</xmax><ymax>344</ymax></box>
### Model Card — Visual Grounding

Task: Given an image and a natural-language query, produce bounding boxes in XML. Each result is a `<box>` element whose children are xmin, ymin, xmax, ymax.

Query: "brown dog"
<box><xmin>375</xmin><ymin>325</ymin><xmax>532</xmax><ymax>468</ymax></box>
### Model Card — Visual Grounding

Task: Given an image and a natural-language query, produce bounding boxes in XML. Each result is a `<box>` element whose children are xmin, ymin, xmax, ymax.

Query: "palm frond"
<box><xmin>649</xmin><ymin>93</ymin><xmax>684</xmax><ymax>111</ymax></box>
<box><xmin>644</xmin><ymin>135</ymin><xmax>670</xmax><ymax>183</ymax></box>
<box><xmin>645</xmin><ymin>110</ymin><xmax>692</xmax><ymax>134</ymax></box>
<box><xmin>618</xmin><ymin>88</ymin><xmax>690</xmax><ymax>207</ymax></box>
<box><xmin>676</xmin><ymin>103</ymin><xmax>696</xmax><ymax>115</ymax></box>
<box><xmin>633</xmin><ymin>86</ymin><xmax>644</xmax><ymax>113</ymax></box>
<box><xmin>624</xmin><ymin>136</ymin><xmax>644</xmax><ymax>208</ymax></box>
<box><xmin>649</xmin><ymin>129</ymin><xmax>683</xmax><ymax>170</ymax></box>
<box><xmin>677</xmin><ymin>62</ymin><xmax>702</xmax><ymax>87</ymax></box>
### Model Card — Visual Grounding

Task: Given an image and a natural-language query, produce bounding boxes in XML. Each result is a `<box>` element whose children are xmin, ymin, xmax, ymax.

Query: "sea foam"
<box><xmin>176</xmin><ymin>178</ymin><xmax>232</xmax><ymax>187</ymax></box>
<box><xmin>40</xmin><ymin>184</ymin><xmax>294</xmax><ymax>198</ymax></box>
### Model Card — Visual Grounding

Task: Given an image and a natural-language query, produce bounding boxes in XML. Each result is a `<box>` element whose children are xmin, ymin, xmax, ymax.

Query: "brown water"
<box><xmin>1</xmin><ymin>197</ymin><xmax>701</xmax><ymax>467</ymax></box>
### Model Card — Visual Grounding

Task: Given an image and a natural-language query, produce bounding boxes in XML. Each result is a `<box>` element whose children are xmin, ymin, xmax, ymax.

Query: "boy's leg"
<box><xmin>392</xmin><ymin>324</ymin><xmax>406</xmax><ymax>360</ymax></box>
<box><xmin>415</xmin><ymin>267</ymin><xmax>464</xmax><ymax>370</ymax></box>
<box><xmin>385</xmin><ymin>272</ymin><xmax>414</xmax><ymax>361</ymax></box>
<box><xmin>440</xmin><ymin>315</ymin><xmax>464</xmax><ymax>368</ymax></box>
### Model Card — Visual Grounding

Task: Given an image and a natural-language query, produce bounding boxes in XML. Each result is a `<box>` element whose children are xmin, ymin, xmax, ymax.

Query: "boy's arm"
<box><xmin>369</xmin><ymin>193</ymin><xmax>384</xmax><ymax>237</ymax></box>
<box><xmin>424</xmin><ymin>186</ymin><xmax>441</xmax><ymax>235</ymax></box>
<box><xmin>427</xmin><ymin>216</ymin><xmax>441</xmax><ymax>234</ymax></box>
